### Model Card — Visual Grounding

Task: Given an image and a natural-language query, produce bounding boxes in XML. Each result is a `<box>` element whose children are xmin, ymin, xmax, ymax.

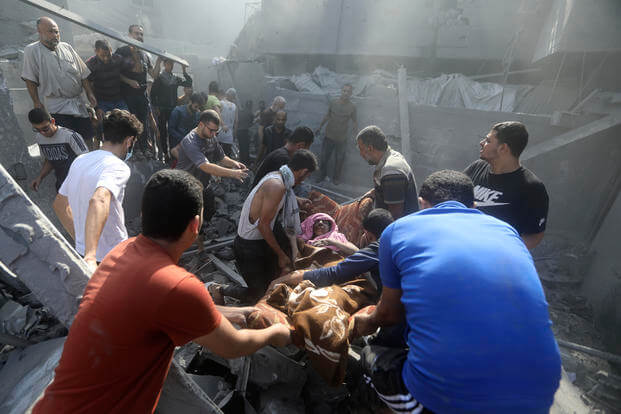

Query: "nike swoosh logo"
<box><xmin>476</xmin><ymin>201</ymin><xmax>510</xmax><ymax>207</ymax></box>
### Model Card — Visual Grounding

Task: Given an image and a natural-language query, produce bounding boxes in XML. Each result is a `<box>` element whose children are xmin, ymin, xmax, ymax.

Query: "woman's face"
<box><xmin>313</xmin><ymin>219</ymin><xmax>331</xmax><ymax>236</ymax></box>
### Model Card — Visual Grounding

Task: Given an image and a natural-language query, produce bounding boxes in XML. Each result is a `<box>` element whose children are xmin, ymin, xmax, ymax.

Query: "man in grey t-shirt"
<box><xmin>175</xmin><ymin>110</ymin><xmax>248</xmax><ymax>221</ymax></box>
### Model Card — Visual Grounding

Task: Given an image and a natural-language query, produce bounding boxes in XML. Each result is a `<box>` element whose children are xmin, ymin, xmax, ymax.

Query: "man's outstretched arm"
<box><xmin>53</xmin><ymin>194</ymin><xmax>75</xmax><ymax>240</ymax></box>
<box><xmin>194</xmin><ymin>315</ymin><xmax>290</xmax><ymax>358</ymax></box>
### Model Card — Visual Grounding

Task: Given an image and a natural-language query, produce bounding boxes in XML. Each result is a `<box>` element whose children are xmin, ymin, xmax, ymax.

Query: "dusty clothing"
<box><xmin>35</xmin><ymin>126</ymin><xmax>88</xmax><ymax>190</ymax></box>
<box><xmin>202</xmin><ymin>94</ymin><xmax>221</xmax><ymax>111</ymax></box>
<box><xmin>33</xmin><ymin>235</ymin><xmax>222</xmax><ymax>413</ymax></box>
<box><xmin>168</xmin><ymin>105</ymin><xmax>200</xmax><ymax>148</ymax></box>
<box><xmin>464</xmin><ymin>159</ymin><xmax>549</xmax><ymax>235</ymax></box>
<box><xmin>86</xmin><ymin>54</ymin><xmax>123</xmax><ymax>103</ymax></box>
<box><xmin>373</xmin><ymin>147</ymin><xmax>419</xmax><ymax>215</ymax></box>
<box><xmin>22</xmin><ymin>41</ymin><xmax>90</xmax><ymax>117</ymax></box>
<box><xmin>260</xmin><ymin>278</ymin><xmax>376</xmax><ymax>386</ymax></box>
<box><xmin>325</xmin><ymin>98</ymin><xmax>357</xmax><ymax>142</ymax></box>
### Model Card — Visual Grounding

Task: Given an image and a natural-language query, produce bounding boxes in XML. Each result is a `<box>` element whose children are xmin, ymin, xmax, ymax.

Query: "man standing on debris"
<box><xmin>174</xmin><ymin>110</ymin><xmax>248</xmax><ymax>223</ymax></box>
<box><xmin>28</xmin><ymin>108</ymin><xmax>89</xmax><ymax>192</ymax></box>
<box><xmin>34</xmin><ymin>169</ymin><xmax>291</xmax><ymax>414</ymax></box>
<box><xmin>53</xmin><ymin>109</ymin><xmax>141</xmax><ymax>269</ymax></box>
<box><xmin>216</xmin><ymin>88</ymin><xmax>238</xmax><ymax>157</ymax></box>
<box><xmin>168</xmin><ymin>93</ymin><xmax>205</xmax><ymax>151</ymax></box>
<box><xmin>22</xmin><ymin>17</ymin><xmax>97</xmax><ymax>149</ymax></box>
<box><xmin>357</xmin><ymin>125</ymin><xmax>418</xmax><ymax>219</ymax></box>
<box><xmin>257</xmin><ymin>110</ymin><xmax>291</xmax><ymax>161</ymax></box>
<box><xmin>315</xmin><ymin>84</ymin><xmax>358</xmax><ymax>185</ymax></box>
<box><xmin>464</xmin><ymin>121</ymin><xmax>549</xmax><ymax>249</ymax></box>
<box><xmin>257</xmin><ymin>96</ymin><xmax>286</xmax><ymax>162</ymax></box>
<box><xmin>151</xmin><ymin>59</ymin><xmax>193</xmax><ymax>162</ymax></box>
<box><xmin>210</xmin><ymin>150</ymin><xmax>318</xmax><ymax>304</ymax></box>
<box><xmin>253</xmin><ymin>126</ymin><xmax>315</xmax><ymax>187</ymax></box>
<box><xmin>116</xmin><ymin>24</ymin><xmax>158</xmax><ymax>156</ymax></box>
<box><xmin>352</xmin><ymin>170</ymin><xmax>561</xmax><ymax>413</ymax></box>
<box><xmin>202</xmin><ymin>80</ymin><xmax>222</xmax><ymax>113</ymax></box>
<box><xmin>86</xmin><ymin>40</ymin><xmax>127</xmax><ymax>143</ymax></box>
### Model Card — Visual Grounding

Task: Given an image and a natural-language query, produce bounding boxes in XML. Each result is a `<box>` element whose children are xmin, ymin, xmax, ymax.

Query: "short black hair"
<box><xmin>208</xmin><ymin>81</ymin><xmax>219</xmax><ymax>94</ymax></box>
<box><xmin>142</xmin><ymin>170</ymin><xmax>203</xmax><ymax>242</ymax></box>
<box><xmin>288</xmin><ymin>149</ymin><xmax>318</xmax><ymax>172</ymax></box>
<box><xmin>28</xmin><ymin>107</ymin><xmax>51</xmax><ymax>124</ymax></box>
<box><xmin>492</xmin><ymin>121</ymin><xmax>529</xmax><ymax>157</ymax></box>
<box><xmin>94</xmin><ymin>39</ymin><xmax>111</xmax><ymax>51</ymax></box>
<box><xmin>357</xmin><ymin>125</ymin><xmax>388</xmax><ymax>151</ymax></box>
<box><xmin>362</xmin><ymin>208</ymin><xmax>394</xmax><ymax>239</ymax></box>
<box><xmin>128</xmin><ymin>24</ymin><xmax>142</xmax><ymax>34</ymax></box>
<box><xmin>288</xmin><ymin>126</ymin><xmax>314</xmax><ymax>146</ymax></box>
<box><xmin>190</xmin><ymin>93</ymin><xmax>205</xmax><ymax>106</ymax></box>
<box><xmin>103</xmin><ymin>109</ymin><xmax>143</xmax><ymax>144</ymax></box>
<box><xmin>199</xmin><ymin>109</ymin><xmax>220</xmax><ymax>126</ymax></box>
<box><xmin>419</xmin><ymin>170</ymin><xmax>474</xmax><ymax>207</ymax></box>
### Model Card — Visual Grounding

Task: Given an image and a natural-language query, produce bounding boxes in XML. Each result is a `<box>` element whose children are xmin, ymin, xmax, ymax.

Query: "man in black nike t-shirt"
<box><xmin>464</xmin><ymin>121</ymin><xmax>548</xmax><ymax>249</ymax></box>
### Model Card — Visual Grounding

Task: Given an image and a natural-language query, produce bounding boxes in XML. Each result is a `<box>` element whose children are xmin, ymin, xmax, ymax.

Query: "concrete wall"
<box><xmin>260</xmin><ymin>0</ymin><xmax>545</xmax><ymax>62</ymax></box>
<box><xmin>581</xmin><ymin>188</ymin><xmax>621</xmax><ymax>357</ymax></box>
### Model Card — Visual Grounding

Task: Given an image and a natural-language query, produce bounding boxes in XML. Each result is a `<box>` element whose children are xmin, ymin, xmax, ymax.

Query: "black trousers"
<box><xmin>124</xmin><ymin>94</ymin><xmax>150</xmax><ymax>151</ymax></box>
<box><xmin>156</xmin><ymin>107</ymin><xmax>172</xmax><ymax>160</ymax></box>
<box><xmin>237</xmin><ymin>129</ymin><xmax>250</xmax><ymax>165</ymax></box>
<box><xmin>51</xmin><ymin>113</ymin><xmax>94</xmax><ymax>149</ymax></box>
<box><xmin>226</xmin><ymin>225</ymin><xmax>291</xmax><ymax>303</ymax></box>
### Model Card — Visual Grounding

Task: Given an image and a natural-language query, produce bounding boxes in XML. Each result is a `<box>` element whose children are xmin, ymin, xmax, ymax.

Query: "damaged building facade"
<box><xmin>1</xmin><ymin>0</ymin><xmax>621</xmax><ymax>412</ymax></box>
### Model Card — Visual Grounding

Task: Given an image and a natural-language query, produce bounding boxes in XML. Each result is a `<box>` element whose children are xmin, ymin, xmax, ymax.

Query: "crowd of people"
<box><xmin>24</xmin><ymin>16</ymin><xmax>560</xmax><ymax>414</ymax></box>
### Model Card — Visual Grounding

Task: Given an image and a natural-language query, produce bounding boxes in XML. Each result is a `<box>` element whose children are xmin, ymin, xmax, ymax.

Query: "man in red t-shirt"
<box><xmin>33</xmin><ymin>169</ymin><xmax>291</xmax><ymax>413</ymax></box>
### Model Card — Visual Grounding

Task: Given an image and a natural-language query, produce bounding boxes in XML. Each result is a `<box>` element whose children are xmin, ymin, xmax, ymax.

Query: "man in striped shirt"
<box><xmin>28</xmin><ymin>108</ymin><xmax>88</xmax><ymax>192</ymax></box>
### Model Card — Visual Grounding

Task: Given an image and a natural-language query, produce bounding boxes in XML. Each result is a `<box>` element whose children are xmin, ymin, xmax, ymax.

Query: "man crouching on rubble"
<box><xmin>351</xmin><ymin>170</ymin><xmax>561</xmax><ymax>413</ymax></box>
<box><xmin>210</xmin><ymin>149</ymin><xmax>318</xmax><ymax>304</ymax></box>
<box><xmin>33</xmin><ymin>169</ymin><xmax>291</xmax><ymax>414</ymax></box>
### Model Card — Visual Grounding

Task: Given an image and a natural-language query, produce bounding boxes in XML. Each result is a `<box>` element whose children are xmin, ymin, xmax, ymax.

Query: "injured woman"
<box><xmin>298</xmin><ymin>213</ymin><xmax>359</xmax><ymax>255</ymax></box>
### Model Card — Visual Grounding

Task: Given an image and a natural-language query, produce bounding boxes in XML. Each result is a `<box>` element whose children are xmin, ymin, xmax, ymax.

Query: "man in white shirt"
<box><xmin>21</xmin><ymin>17</ymin><xmax>97</xmax><ymax>148</ymax></box>
<box><xmin>53</xmin><ymin>109</ymin><xmax>142</xmax><ymax>269</ymax></box>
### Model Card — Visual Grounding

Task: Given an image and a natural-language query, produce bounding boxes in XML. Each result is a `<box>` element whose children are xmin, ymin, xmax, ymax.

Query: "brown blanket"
<box><xmin>248</xmin><ymin>277</ymin><xmax>377</xmax><ymax>386</ymax></box>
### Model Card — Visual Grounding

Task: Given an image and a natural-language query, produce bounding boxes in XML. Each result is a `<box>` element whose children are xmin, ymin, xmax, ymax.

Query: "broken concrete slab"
<box><xmin>0</xmin><ymin>337</ymin><xmax>65</xmax><ymax>414</ymax></box>
<box><xmin>0</xmin><ymin>163</ymin><xmax>91</xmax><ymax>327</ymax></box>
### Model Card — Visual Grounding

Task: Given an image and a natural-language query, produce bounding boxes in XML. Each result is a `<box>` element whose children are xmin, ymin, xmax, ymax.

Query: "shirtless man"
<box><xmin>211</xmin><ymin>149</ymin><xmax>318</xmax><ymax>304</ymax></box>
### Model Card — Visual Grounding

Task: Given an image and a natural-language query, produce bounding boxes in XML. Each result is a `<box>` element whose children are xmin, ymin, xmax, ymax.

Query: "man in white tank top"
<box><xmin>210</xmin><ymin>149</ymin><xmax>318</xmax><ymax>304</ymax></box>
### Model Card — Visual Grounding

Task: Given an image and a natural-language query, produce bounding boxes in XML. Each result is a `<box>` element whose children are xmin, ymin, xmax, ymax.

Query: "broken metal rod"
<box><xmin>557</xmin><ymin>339</ymin><xmax>621</xmax><ymax>365</ymax></box>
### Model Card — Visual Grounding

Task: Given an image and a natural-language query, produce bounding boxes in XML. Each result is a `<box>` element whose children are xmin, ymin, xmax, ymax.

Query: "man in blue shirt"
<box><xmin>168</xmin><ymin>93</ymin><xmax>204</xmax><ymax>151</ymax></box>
<box><xmin>352</xmin><ymin>169</ymin><xmax>561</xmax><ymax>414</ymax></box>
<box><xmin>267</xmin><ymin>208</ymin><xmax>394</xmax><ymax>292</ymax></box>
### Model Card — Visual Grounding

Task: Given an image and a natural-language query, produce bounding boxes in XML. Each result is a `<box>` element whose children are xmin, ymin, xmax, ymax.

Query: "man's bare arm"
<box><xmin>193</xmin><ymin>315</ymin><xmax>290</xmax><ymax>358</ymax></box>
<box><xmin>24</xmin><ymin>79</ymin><xmax>43</xmax><ymax>108</ymax></box>
<box><xmin>31</xmin><ymin>159</ymin><xmax>54</xmax><ymax>191</ymax></box>
<box><xmin>522</xmin><ymin>232</ymin><xmax>545</xmax><ymax>250</ymax></box>
<box><xmin>53</xmin><ymin>194</ymin><xmax>75</xmax><ymax>240</ymax></box>
<box><xmin>83</xmin><ymin>187</ymin><xmax>112</xmax><ymax>267</ymax></box>
<box><xmin>81</xmin><ymin>79</ymin><xmax>97</xmax><ymax>108</ymax></box>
